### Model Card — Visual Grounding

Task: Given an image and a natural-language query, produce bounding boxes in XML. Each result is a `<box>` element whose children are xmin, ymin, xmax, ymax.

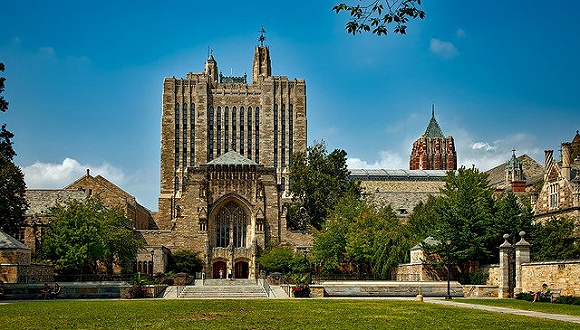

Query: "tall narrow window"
<box><xmin>215</xmin><ymin>207</ymin><xmax>230</xmax><ymax>247</ymax></box>
<box><xmin>232</xmin><ymin>204</ymin><xmax>247</xmax><ymax>248</ymax></box>
<box><xmin>281</xmin><ymin>104</ymin><xmax>286</xmax><ymax>168</ymax></box>
<box><xmin>182</xmin><ymin>103</ymin><xmax>188</xmax><ymax>167</ymax></box>
<box><xmin>247</xmin><ymin>107</ymin><xmax>252</xmax><ymax>160</ymax></box>
<box><xmin>255</xmin><ymin>107</ymin><xmax>260</xmax><ymax>163</ymax></box>
<box><xmin>224</xmin><ymin>106</ymin><xmax>229</xmax><ymax>152</ymax></box>
<box><xmin>289</xmin><ymin>104</ymin><xmax>294</xmax><ymax>164</ymax></box>
<box><xmin>190</xmin><ymin>103</ymin><xmax>195</xmax><ymax>166</ymax></box>
<box><xmin>217</xmin><ymin>107</ymin><xmax>222</xmax><ymax>156</ymax></box>
<box><xmin>240</xmin><ymin>107</ymin><xmax>245</xmax><ymax>155</ymax></box>
<box><xmin>549</xmin><ymin>183</ymin><xmax>559</xmax><ymax>208</ymax></box>
<box><xmin>273</xmin><ymin>105</ymin><xmax>278</xmax><ymax>168</ymax></box>
<box><xmin>232</xmin><ymin>107</ymin><xmax>237</xmax><ymax>151</ymax></box>
<box><xmin>208</xmin><ymin>106</ymin><xmax>214</xmax><ymax>161</ymax></box>
<box><xmin>175</xmin><ymin>104</ymin><xmax>180</xmax><ymax>169</ymax></box>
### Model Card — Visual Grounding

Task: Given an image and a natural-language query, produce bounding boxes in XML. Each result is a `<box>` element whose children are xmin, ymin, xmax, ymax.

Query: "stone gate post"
<box><xmin>514</xmin><ymin>231</ymin><xmax>531</xmax><ymax>295</ymax></box>
<box><xmin>498</xmin><ymin>234</ymin><xmax>513</xmax><ymax>298</ymax></box>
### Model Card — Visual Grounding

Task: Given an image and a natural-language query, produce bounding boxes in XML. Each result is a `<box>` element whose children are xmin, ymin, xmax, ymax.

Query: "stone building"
<box><xmin>533</xmin><ymin>130</ymin><xmax>580</xmax><ymax>223</ymax></box>
<box><xmin>486</xmin><ymin>151</ymin><xmax>544</xmax><ymax>194</ymax></box>
<box><xmin>409</xmin><ymin>106</ymin><xmax>457</xmax><ymax>170</ymax></box>
<box><xmin>350</xmin><ymin>169</ymin><xmax>446</xmax><ymax>220</ymax></box>
<box><xmin>140</xmin><ymin>40</ymin><xmax>307</xmax><ymax>278</ymax></box>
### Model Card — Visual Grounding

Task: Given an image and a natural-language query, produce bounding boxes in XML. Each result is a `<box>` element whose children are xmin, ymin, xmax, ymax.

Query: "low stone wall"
<box><xmin>320</xmin><ymin>281</ymin><xmax>463</xmax><ymax>298</ymax></box>
<box><xmin>119</xmin><ymin>284</ymin><xmax>168</xmax><ymax>299</ymax></box>
<box><xmin>520</xmin><ymin>260</ymin><xmax>580</xmax><ymax>296</ymax></box>
<box><xmin>0</xmin><ymin>264</ymin><xmax>54</xmax><ymax>284</ymax></box>
<box><xmin>2</xmin><ymin>282</ymin><xmax>128</xmax><ymax>300</ymax></box>
<box><xmin>463</xmin><ymin>285</ymin><xmax>499</xmax><ymax>298</ymax></box>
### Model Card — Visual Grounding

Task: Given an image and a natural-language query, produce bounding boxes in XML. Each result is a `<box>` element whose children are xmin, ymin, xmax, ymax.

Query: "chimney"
<box><xmin>545</xmin><ymin>150</ymin><xmax>553</xmax><ymax>169</ymax></box>
<box><xmin>562</xmin><ymin>142</ymin><xmax>571</xmax><ymax>181</ymax></box>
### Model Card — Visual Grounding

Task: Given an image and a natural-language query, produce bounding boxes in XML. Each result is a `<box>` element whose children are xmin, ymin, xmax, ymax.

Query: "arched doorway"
<box><xmin>235</xmin><ymin>261</ymin><xmax>249</xmax><ymax>279</ymax></box>
<box><xmin>213</xmin><ymin>261</ymin><xmax>227</xmax><ymax>279</ymax></box>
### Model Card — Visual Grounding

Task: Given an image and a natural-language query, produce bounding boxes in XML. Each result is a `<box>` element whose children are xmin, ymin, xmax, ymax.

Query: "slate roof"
<box><xmin>207</xmin><ymin>151</ymin><xmax>257</xmax><ymax>165</ymax></box>
<box><xmin>349</xmin><ymin>169</ymin><xmax>447</xmax><ymax>181</ymax></box>
<box><xmin>486</xmin><ymin>154</ymin><xmax>544</xmax><ymax>189</ymax></box>
<box><xmin>424</xmin><ymin>110</ymin><xmax>444</xmax><ymax>138</ymax></box>
<box><xmin>0</xmin><ymin>229</ymin><xmax>29</xmax><ymax>250</ymax></box>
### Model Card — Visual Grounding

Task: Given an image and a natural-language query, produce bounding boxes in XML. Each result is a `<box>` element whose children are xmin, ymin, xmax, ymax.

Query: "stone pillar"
<box><xmin>514</xmin><ymin>231</ymin><xmax>531</xmax><ymax>295</ymax></box>
<box><xmin>498</xmin><ymin>234</ymin><xmax>513</xmax><ymax>298</ymax></box>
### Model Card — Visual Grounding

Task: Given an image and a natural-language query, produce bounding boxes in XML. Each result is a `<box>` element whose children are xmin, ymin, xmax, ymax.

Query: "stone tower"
<box><xmin>409</xmin><ymin>106</ymin><xmax>457</xmax><ymax>170</ymax></box>
<box><xmin>146</xmin><ymin>37</ymin><xmax>307</xmax><ymax>278</ymax></box>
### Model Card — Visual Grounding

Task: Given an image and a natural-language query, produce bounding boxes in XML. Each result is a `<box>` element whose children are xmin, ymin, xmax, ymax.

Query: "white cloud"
<box><xmin>430</xmin><ymin>38</ymin><xmax>459</xmax><ymax>59</ymax></box>
<box><xmin>347</xmin><ymin>150</ymin><xmax>406</xmax><ymax>169</ymax></box>
<box><xmin>23</xmin><ymin>158</ymin><xmax>126</xmax><ymax>189</ymax></box>
<box><xmin>38</xmin><ymin>46</ymin><xmax>55</xmax><ymax>57</ymax></box>
<box><xmin>472</xmin><ymin>141</ymin><xmax>496</xmax><ymax>152</ymax></box>
<box><xmin>456</xmin><ymin>29</ymin><xmax>467</xmax><ymax>38</ymax></box>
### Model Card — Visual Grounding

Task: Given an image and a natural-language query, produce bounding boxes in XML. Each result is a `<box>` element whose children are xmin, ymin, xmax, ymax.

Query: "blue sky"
<box><xmin>2</xmin><ymin>1</ymin><xmax>579</xmax><ymax>210</ymax></box>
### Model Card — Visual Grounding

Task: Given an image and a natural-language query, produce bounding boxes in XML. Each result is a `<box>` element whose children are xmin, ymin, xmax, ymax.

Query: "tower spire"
<box><xmin>258</xmin><ymin>26</ymin><xmax>266</xmax><ymax>46</ymax></box>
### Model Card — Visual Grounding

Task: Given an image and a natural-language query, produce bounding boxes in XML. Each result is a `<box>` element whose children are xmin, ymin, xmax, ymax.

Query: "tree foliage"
<box><xmin>312</xmin><ymin>194</ymin><xmax>411</xmax><ymax>277</ymax></box>
<box><xmin>42</xmin><ymin>198</ymin><xmax>143</xmax><ymax>274</ymax></box>
<box><xmin>409</xmin><ymin>167</ymin><xmax>534</xmax><ymax>279</ymax></box>
<box><xmin>333</xmin><ymin>0</ymin><xmax>425</xmax><ymax>36</ymax></box>
<box><xmin>531</xmin><ymin>217</ymin><xmax>580</xmax><ymax>261</ymax></box>
<box><xmin>287</xmin><ymin>141</ymin><xmax>361</xmax><ymax>230</ymax></box>
<box><xmin>0</xmin><ymin>62</ymin><xmax>28</xmax><ymax>236</ymax></box>
<box><xmin>257</xmin><ymin>244</ymin><xmax>311</xmax><ymax>275</ymax></box>
<box><xmin>168</xmin><ymin>250</ymin><xmax>204</xmax><ymax>275</ymax></box>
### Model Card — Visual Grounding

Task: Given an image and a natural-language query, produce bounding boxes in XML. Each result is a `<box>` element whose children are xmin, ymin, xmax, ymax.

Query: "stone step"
<box><xmin>178</xmin><ymin>283</ymin><xmax>268</xmax><ymax>299</ymax></box>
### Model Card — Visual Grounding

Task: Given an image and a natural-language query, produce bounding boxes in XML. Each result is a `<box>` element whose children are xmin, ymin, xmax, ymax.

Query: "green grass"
<box><xmin>0</xmin><ymin>299</ymin><xmax>579</xmax><ymax>329</ymax></box>
<box><xmin>460</xmin><ymin>298</ymin><xmax>580</xmax><ymax>317</ymax></box>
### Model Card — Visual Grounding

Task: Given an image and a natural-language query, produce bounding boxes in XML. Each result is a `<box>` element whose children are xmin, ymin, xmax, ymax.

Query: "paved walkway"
<box><xmin>425</xmin><ymin>298</ymin><xmax>580</xmax><ymax>324</ymax></box>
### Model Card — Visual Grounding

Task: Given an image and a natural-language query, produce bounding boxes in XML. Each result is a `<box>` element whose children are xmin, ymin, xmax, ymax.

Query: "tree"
<box><xmin>410</xmin><ymin>167</ymin><xmax>535</xmax><ymax>282</ymax></box>
<box><xmin>42</xmin><ymin>198</ymin><xmax>143</xmax><ymax>274</ymax></box>
<box><xmin>257</xmin><ymin>244</ymin><xmax>311</xmax><ymax>275</ymax></box>
<box><xmin>531</xmin><ymin>217</ymin><xmax>580</xmax><ymax>261</ymax></box>
<box><xmin>333</xmin><ymin>0</ymin><xmax>425</xmax><ymax>36</ymax></box>
<box><xmin>168</xmin><ymin>250</ymin><xmax>204</xmax><ymax>275</ymax></box>
<box><xmin>312</xmin><ymin>194</ymin><xmax>410</xmax><ymax>277</ymax></box>
<box><xmin>287</xmin><ymin>141</ymin><xmax>361</xmax><ymax>230</ymax></box>
<box><xmin>0</xmin><ymin>62</ymin><xmax>28</xmax><ymax>236</ymax></box>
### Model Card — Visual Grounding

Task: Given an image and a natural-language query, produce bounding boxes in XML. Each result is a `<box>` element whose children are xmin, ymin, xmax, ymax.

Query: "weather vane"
<box><xmin>258</xmin><ymin>26</ymin><xmax>266</xmax><ymax>46</ymax></box>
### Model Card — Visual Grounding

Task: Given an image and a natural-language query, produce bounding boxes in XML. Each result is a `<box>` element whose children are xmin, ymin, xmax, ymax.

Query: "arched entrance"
<box><xmin>213</xmin><ymin>261</ymin><xmax>227</xmax><ymax>279</ymax></box>
<box><xmin>235</xmin><ymin>261</ymin><xmax>249</xmax><ymax>279</ymax></box>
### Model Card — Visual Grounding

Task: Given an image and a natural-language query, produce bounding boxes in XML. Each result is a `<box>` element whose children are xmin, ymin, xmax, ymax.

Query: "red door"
<box><xmin>213</xmin><ymin>261</ymin><xmax>227</xmax><ymax>279</ymax></box>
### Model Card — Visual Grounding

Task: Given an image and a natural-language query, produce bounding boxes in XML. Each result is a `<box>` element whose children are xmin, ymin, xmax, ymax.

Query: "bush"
<box><xmin>292</xmin><ymin>282</ymin><xmax>310</xmax><ymax>298</ymax></box>
<box><xmin>168</xmin><ymin>250</ymin><xmax>203</xmax><ymax>275</ymax></box>
<box><xmin>515</xmin><ymin>292</ymin><xmax>534</xmax><ymax>301</ymax></box>
<box><xmin>553</xmin><ymin>296</ymin><xmax>580</xmax><ymax>305</ymax></box>
<box><xmin>460</xmin><ymin>271</ymin><xmax>489</xmax><ymax>285</ymax></box>
<box><xmin>128</xmin><ymin>280</ymin><xmax>147</xmax><ymax>299</ymax></box>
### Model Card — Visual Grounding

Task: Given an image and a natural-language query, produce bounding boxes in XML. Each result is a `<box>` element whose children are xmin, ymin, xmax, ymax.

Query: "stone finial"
<box><xmin>499</xmin><ymin>234</ymin><xmax>512</xmax><ymax>248</ymax></box>
<box><xmin>516</xmin><ymin>230</ymin><xmax>530</xmax><ymax>246</ymax></box>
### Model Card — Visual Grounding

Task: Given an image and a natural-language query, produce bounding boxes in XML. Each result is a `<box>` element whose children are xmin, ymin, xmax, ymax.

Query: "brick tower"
<box><xmin>409</xmin><ymin>106</ymin><xmax>457</xmax><ymax>170</ymax></box>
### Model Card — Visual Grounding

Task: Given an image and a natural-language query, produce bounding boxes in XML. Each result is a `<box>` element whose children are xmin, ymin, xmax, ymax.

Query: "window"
<box><xmin>217</xmin><ymin>107</ymin><xmax>222</xmax><ymax>156</ymax></box>
<box><xmin>182</xmin><ymin>103</ymin><xmax>188</xmax><ymax>167</ymax></box>
<box><xmin>247</xmin><ymin>107</ymin><xmax>252</xmax><ymax>159</ymax></box>
<box><xmin>224</xmin><ymin>107</ymin><xmax>229</xmax><ymax>152</ymax></box>
<box><xmin>208</xmin><ymin>106</ymin><xmax>214</xmax><ymax>160</ymax></box>
<box><xmin>289</xmin><ymin>104</ymin><xmax>293</xmax><ymax>164</ymax></box>
<box><xmin>240</xmin><ymin>107</ymin><xmax>244</xmax><ymax>155</ymax></box>
<box><xmin>255</xmin><ymin>107</ymin><xmax>260</xmax><ymax>163</ymax></box>
<box><xmin>549</xmin><ymin>182</ymin><xmax>559</xmax><ymax>208</ymax></box>
<box><xmin>232</xmin><ymin>107</ymin><xmax>237</xmax><ymax>151</ymax></box>
<box><xmin>175</xmin><ymin>104</ymin><xmax>180</xmax><ymax>169</ymax></box>
<box><xmin>215</xmin><ymin>202</ymin><xmax>247</xmax><ymax>248</ymax></box>
<box><xmin>281</xmin><ymin>104</ymin><xmax>286</xmax><ymax>167</ymax></box>
<box><xmin>190</xmin><ymin>103</ymin><xmax>195</xmax><ymax>166</ymax></box>
<box><xmin>274</xmin><ymin>104</ymin><xmax>278</xmax><ymax>168</ymax></box>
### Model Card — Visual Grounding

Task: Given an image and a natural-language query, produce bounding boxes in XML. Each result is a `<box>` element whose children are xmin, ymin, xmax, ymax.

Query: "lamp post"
<box><xmin>445</xmin><ymin>239</ymin><xmax>452</xmax><ymax>300</ymax></box>
<box><xmin>150</xmin><ymin>249</ymin><xmax>155</xmax><ymax>276</ymax></box>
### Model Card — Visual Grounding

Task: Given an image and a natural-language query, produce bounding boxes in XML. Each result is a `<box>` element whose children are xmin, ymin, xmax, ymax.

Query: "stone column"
<box><xmin>498</xmin><ymin>234</ymin><xmax>513</xmax><ymax>298</ymax></box>
<box><xmin>514</xmin><ymin>231</ymin><xmax>531</xmax><ymax>295</ymax></box>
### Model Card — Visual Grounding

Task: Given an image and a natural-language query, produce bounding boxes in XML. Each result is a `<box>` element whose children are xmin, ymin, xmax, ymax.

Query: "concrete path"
<box><xmin>425</xmin><ymin>298</ymin><xmax>580</xmax><ymax>324</ymax></box>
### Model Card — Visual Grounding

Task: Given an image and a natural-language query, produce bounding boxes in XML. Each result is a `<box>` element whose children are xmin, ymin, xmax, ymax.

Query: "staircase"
<box><xmin>177</xmin><ymin>279</ymin><xmax>269</xmax><ymax>299</ymax></box>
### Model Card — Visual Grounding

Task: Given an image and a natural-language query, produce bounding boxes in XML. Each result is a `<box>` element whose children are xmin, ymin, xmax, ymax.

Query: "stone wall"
<box><xmin>520</xmin><ymin>260</ymin><xmax>580</xmax><ymax>296</ymax></box>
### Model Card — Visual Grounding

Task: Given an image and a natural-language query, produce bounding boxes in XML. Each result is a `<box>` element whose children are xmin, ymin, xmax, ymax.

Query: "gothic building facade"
<box><xmin>140</xmin><ymin>42</ymin><xmax>307</xmax><ymax>278</ymax></box>
<box><xmin>409</xmin><ymin>107</ymin><xmax>457</xmax><ymax>171</ymax></box>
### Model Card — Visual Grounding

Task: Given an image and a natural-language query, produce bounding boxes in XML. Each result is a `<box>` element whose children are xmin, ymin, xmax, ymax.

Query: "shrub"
<box><xmin>515</xmin><ymin>292</ymin><xmax>533</xmax><ymax>301</ymax></box>
<box><xmin>292</xmin><ymin>282</ymin><xmax>310</xmax><ymax>298</ymax></box>
<box><xmin>168</xmin><ymin>250</ymin><xmax>203</xmax><ymax>275</ymax></box>
<box><xmin>553</xmin><ymin>296</ymin><xmax>580</xmax><ymax>305</ymax></box>
<box><xmin>128</xmin><ymin>280</ymin><xmax>147</xmax><ymax>299</ymax></box>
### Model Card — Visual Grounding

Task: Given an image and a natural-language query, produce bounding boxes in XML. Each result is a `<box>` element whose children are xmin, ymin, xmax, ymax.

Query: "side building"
<box><xmin>409</xmin><ymin>107</ymin><xmax>457</xmax><ymax>171</ymax></box>
<box><xmin>533</xmin><ymin>131</ymin><xmax>580</xmax><ymax>223</ymax></box>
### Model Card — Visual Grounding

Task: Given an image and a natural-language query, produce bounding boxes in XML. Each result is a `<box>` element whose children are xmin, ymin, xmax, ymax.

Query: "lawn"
<box><xmin>459</xmin><ymin>298</ymin><xmax>580</xmax><ymax>317</ymax></box>
<box><xmin>1</xmin><ymin>299</ymin><xmax>579</xmax><ymax>329</ymax></box>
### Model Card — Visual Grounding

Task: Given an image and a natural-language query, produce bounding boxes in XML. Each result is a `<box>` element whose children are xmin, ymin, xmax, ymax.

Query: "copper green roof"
<box><xmin>424</xmin><ymin>107</ymin><xmax>444</xmax><ymax>138</ymax></box>
<box><xmin>506</xmin><ymin>150</ymin><xmax>522</xmax><ymax>170</ymax></box>
<box><xmin>207</xmin><ymin>151</ymin><xmax>257</xmax><ymax>165</ymax></box>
